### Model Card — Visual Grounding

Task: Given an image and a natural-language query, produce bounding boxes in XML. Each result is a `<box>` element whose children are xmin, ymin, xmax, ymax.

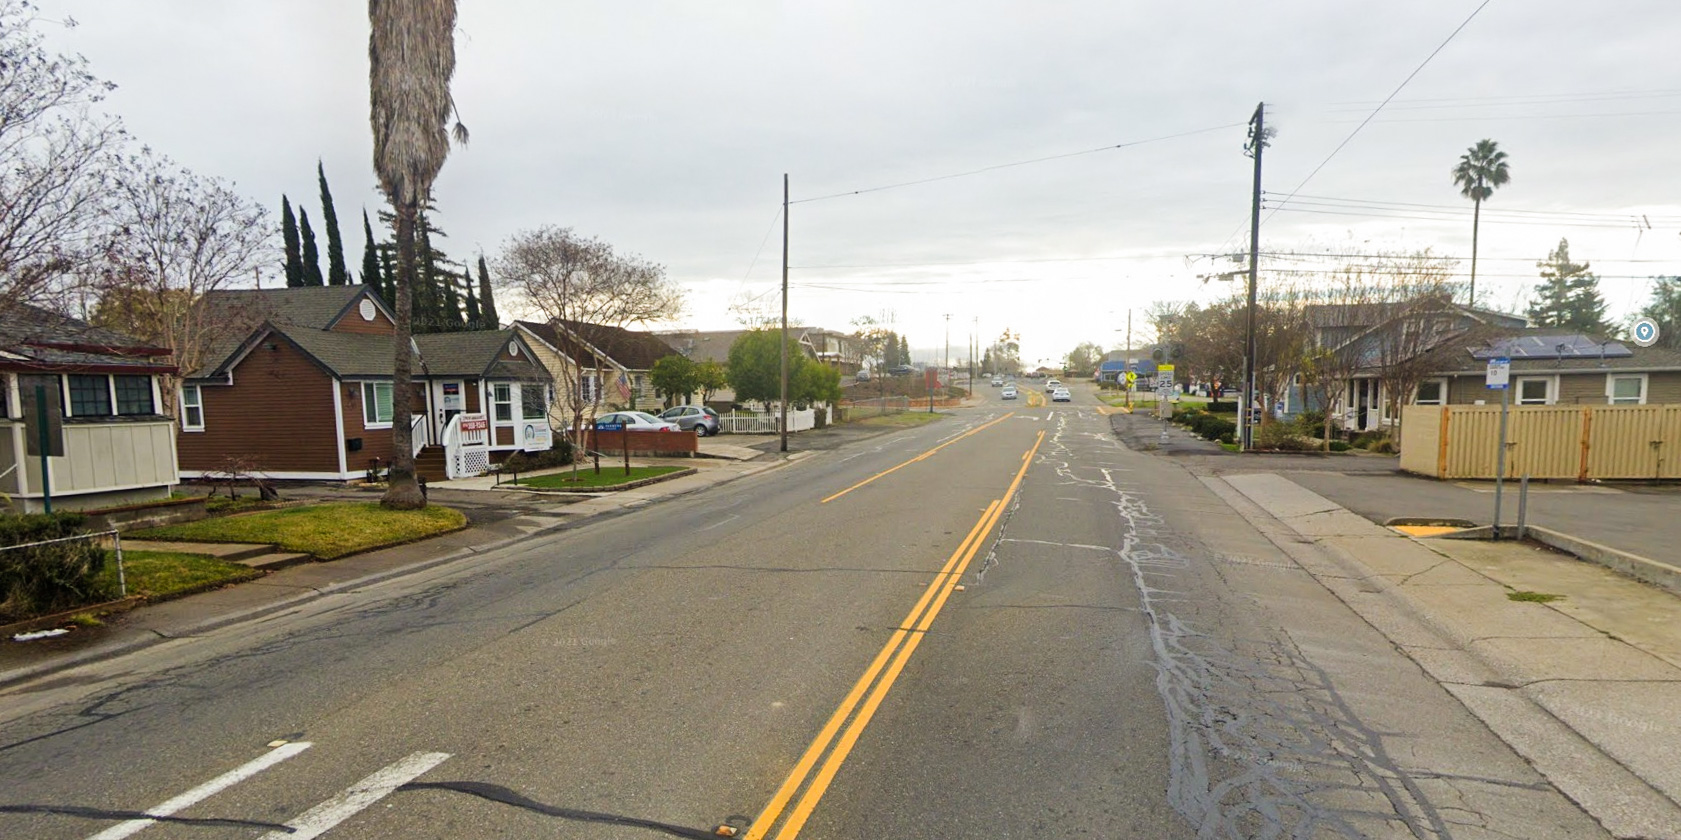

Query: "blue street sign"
<box><xmin>594</xmin><ymin>422</ymin><xmax>625</xmax><ymax>431</ymax></box>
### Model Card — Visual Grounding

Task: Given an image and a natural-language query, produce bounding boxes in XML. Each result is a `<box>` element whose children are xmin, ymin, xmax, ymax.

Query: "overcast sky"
<box><xmin>34</xmin><ymin>1</ymin><xmax>1681</xmax><ymax>366</ymax></box>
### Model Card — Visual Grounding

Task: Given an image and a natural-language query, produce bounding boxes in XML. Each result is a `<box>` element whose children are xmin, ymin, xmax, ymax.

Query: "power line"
<box><xmin>1268</xmin><ymin>205</ymin><xmax>1658</xmax><ymax>230</ymax></box>
<box><xmin>1328</xmin><ymin>87</ymin><xmax>1681</xmax><ymax>108</ymax></box>
<box><xmin>1263</xmin><ymin>0</ymin><xmax>1493</xmax><ymax>226</ymax></box>
<box><xmin>1272</xmin><ymin>193</ymin><xmax>1681</xmax><ymax>223</ymax></box>
<box><xmin>789</xmin><ymin>123</ymin><xmax>1245</xmax><ymax>204</ymax></box>
<box><xmin>790</xmin><ymin>252</ymin><xmax>1187</xmax><ymax>270</ymax></box>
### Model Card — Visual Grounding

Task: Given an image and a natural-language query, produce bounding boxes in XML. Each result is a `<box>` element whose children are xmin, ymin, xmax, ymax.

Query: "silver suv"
<box><xmin>657</xmin><ymin>405</ymin><xmax>721</xmax><ymax>436</ymax></box>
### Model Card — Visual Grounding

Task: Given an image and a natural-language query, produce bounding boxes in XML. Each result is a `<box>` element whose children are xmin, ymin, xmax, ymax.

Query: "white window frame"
<box><xmin>580</xmin><ymin>373</ymin><xmax>599</xmax><ymax>405</ymax></box>
<box><xmin>1515</xmin><ymin>376</ymin><xmax>1555</xmax><ymax>406</ymax></box>
<box><xmin>180</xmin><ymin>384</ymin><xmax>205</xmax><ymax>431</ymax></box>
<box><xmin>361</xmin><ymin>381</ymin><xmax>394</xmax><ymax>428</ymax></box>
<box><xmin>492</xmin><ymin>382</ymin><xmax>514</xmax><ymax>423</ymax></box>
<box><xmin>1606</xmin><ymin>373</ymin><xmax>1647</xmax><ymax>405</ymax></box>
<box><xmin>1415</xmin><ymin>377</ymin><xmax>1449</xmax><ymax>406</ymax></box>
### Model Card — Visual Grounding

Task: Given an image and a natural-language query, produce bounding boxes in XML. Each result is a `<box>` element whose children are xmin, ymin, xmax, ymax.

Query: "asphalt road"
<box><xmin>0</xmin><ymin>384</ymin><xmax>1608</xmax><ymax>838</ymax></box>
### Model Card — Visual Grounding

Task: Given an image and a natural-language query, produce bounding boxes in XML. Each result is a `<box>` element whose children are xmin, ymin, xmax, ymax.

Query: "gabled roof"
<box><xmin>194</xmin><ymin>285</ymin><xmax>390</xmax><ymax>377</ymax></box>
<box><xmin>554</xmin><ymin>319</ymin><xmax>676</xmax><ymax>370</ymax></box>
<box><xmin>656</xmin><ymin>329</ymin><xmax>751</xmax><ymax>366</ymax></box>
<box><xmin>416</xmin><ymin>329</ymin><xmax>543</xmax><ymax>379</ymax></box>
<box><xmin>515</xmin><ymin>320</ymin><xmax>605</xmax><ymax>369</ymax></box>
<box><xmin>0</xmin><ymin>304</ymin><xmax>176</xmax><ymax>374</ymax></box>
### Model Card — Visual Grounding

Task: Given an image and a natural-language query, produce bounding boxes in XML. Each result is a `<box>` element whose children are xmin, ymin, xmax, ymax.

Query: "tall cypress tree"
<box><xmin>298</xmin><ymin>208</ymin><xmax>326</xmax><ymax>287</ymax></box>
<box><xmin>318</xmin><ymin>161</ymin><xmax>349</xmax><ymax>285</ymax></box>
<box><xmin>442</xmin><ymin>274</ymin><xmax>464</xmax><ymax>331</ymax></box>
<box><xmin>281</xmin><ymin>196</ymin><xmax>304</xmax><ymax>287</ymax></box>
<box><xmin>360</xmin><ymin>210</ymin><xmax>381</xmax><ymax>287</ymax></box>
<box><xmin>463</xmin><ymin>272</ymin><xmax>483</xmax><ymax>328</ymax></box>
<box><xmin>476</xmin><ymin>254</ymin><xmax>498</xmax><ymax>328</ymax></box>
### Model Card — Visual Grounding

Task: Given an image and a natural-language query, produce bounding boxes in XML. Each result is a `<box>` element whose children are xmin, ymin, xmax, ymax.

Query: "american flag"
<box><xmin>616</xmin><ymin>372</ymin><xmax>632</xmax><ymax>400</ymax></box>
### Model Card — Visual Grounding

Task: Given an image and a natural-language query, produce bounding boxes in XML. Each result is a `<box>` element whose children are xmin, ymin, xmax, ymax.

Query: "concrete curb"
<box><xmin>1430</xmin><ymin>524</ymin><xmax>1681</xmax><ymax>597</ymax></box>
<box><xmin>0</xmin><ymin>454</ymin><xmax>807</xmax><ymax>692</ymax></box>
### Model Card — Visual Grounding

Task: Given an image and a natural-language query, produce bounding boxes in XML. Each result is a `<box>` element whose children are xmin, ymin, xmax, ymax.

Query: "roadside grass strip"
<box><xmin>100</xmin><ymin>551</ymin><xmax>261</xmax><ymax>599</ymax></box>
<box><xmin>514</xmin><ymin>466</ymin><xmax>684</xmax><ymax>489</ymax></box>
<box><xmin>135</xmin><ymin>503</ymin><xmax>466</xmax><ymax>560</ymax></box>
<box><xmin>852</xmin><ymin>412</ymin><xmax>947</xmax><ymax>429</ymax></box>
<box><xmin>748</xmin><ymin>429</ymin><xmax>1047</xmax><ymax>839</ymax></box>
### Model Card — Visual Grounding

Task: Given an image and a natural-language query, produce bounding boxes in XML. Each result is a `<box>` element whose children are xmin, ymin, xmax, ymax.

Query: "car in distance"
<box><xmin>888</xmin><ymin>364</ymin><xmax>915</xmax><ymax>376</ymax></box>
<box><xmin>657</xmin><ymin>405</ymin><xmax>720</xmax><ymax>436</ymax></box>
<box><xmin>1001</xmin><ymin>384</ymin><xmax>1018</xmax><ymax>400</ymax></box>
<box><xmin>595</xmin><ymin>410</ymin><xmax>679</xmax><ymax>432</ymax></box>
<box><xmin>1051</xmin><ymin>386</ymin><xmax>1072</xmax><ymax>402</ymax></box>
<box><xmin>990</xmin><ymin>375</ymin><xmax>1003</xmax><ymax>387</ymax></box>
<box><xmin>1044</xmin><ymin>378</ymin><xmax>1061</xmax><ymax>392</ymax></box>
<box><xmin>855</xmin><ymin>368</ymin><xmax>872</xmax><ymax>382</ymax></box>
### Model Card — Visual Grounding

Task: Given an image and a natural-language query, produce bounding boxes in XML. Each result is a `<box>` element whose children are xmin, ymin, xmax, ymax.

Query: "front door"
<box><xmin>438</xmin><ymin>380</ymin><xmax>465</xmax><ymax>438</ymax></box>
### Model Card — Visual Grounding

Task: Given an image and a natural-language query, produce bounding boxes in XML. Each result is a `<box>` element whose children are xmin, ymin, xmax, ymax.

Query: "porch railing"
<box><xmin>411</xmin><ymin>414</ymin><xmax>426</xmax><ymax>458</ymax></box>
<box><xmin>443</xmin><ymin>412</ymin><xmax>491</xmax><ymax>479</ymax></box>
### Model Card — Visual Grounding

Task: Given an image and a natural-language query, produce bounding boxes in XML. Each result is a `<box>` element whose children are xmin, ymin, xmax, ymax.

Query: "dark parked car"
<box><xmin>658</xmin><ymin>405</ymin><xmax>721</xmax><ymax>436</ymax></box>
<box><xmin>888</xmin><ymin>364</ymin><xmax>915</xmax><ymax>376</ymax></box>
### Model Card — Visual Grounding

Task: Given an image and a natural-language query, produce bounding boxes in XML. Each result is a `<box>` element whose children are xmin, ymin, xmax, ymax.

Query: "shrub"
<box><xmin>1172</xmin><ymin>406</ymin><xmax>1204</xmax><ymax>424</ymax></box>
<box><xmin>1369</xmin><ymin>438</ymin><xmax>1398</xmax><ymax>455</ymax></box>
<box><xmin>0</xmin><ymin>513</ymin><xmax>116</xmax><ymax>621</ymax></box>
<box><xmin>1256</xmin><ymin>420</ymin><xmax>1311</xmax><ymax>451</ymax></box>
<box><xmin>500</xmin><ymin>443</ymin><xmax>575</xmax><ymax>475</ymax></box>
<box><xmin>1295</xmin><ymin>409</ymin><xmax>1327</xmax><ymax>435</ymax></box>
<box><xmin>1218</xmin><ymin>432</ymin><xmax>1236</xmax><ymax>445</ymax></box>
<box><xmin>1328</xmin><ymin>440</ymin><xmax>1352</xmax><ymax>452</ymax></box>
<box><xmin>1191</xmin><ymin>415</ymin><xmax>1236</xmax><ymax>441</ymax></box>
<box><xmin>1208</xmin><ymin>400</ymin><xmax>1237</xmax><ymax>413</ymax></box>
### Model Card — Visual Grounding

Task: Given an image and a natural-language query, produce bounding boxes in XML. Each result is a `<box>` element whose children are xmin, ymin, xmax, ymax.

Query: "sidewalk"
<box><xmin>1215</xmin><ymin>472</ymin><xmax>1681</xmax><ymax>839</ymax></box>
<box><xmin>0</xmin><ymin>454</ymin><xmax>793</xmax><ymax>690</ymax></box>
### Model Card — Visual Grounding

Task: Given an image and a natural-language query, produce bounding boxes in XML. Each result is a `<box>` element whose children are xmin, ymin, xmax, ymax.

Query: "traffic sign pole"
<box><xmin>1486</xmin><ymin>357</ymin><xmax>1511</xmax><ymax>539</ymax></box>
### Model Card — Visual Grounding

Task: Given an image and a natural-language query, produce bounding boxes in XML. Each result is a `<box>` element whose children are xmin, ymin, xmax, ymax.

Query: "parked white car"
<box><xmin>594</xmin><ymin>410</ymin><xmax>678</xmax><ymax>432</ymax></box>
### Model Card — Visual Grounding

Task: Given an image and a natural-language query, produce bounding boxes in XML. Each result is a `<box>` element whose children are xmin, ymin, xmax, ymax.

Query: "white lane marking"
<box><xmin>259</xmin><ymin>751</ymin><xmax>450</xmax><ymax>840</ymax></box>
<box><xmin>86</xmin><ymin>742</ymin><xmax>313</xmax><ymax>840</ymax></box>
<box><xmin>1000</xmin><ymin>538</ymin><xmax>1114</xmax><ymax>553</ymax></box>
<box><xmin>699</xmin><ymin>513</ymin><xmax>741</xmax><ymax>532</ymax></box>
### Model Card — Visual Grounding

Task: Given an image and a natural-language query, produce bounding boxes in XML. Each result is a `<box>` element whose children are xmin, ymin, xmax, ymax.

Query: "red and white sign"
<box><xmin>459</xmin><ymin>414</ymin><xmax>489</xmax><ymax>433</ymax></box>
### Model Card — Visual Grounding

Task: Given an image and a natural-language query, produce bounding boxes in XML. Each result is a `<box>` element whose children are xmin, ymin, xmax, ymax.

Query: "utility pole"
<box><xmin>779</xmin><ymin>173</ymin><xmax>789</xmax><ymax>453</ymax></box>
<box><xmin>943</xmin><ymin>313</ymin><xmax>950</xmax><ymax>380</ymax></box>
<box><xmin>1126</xmin><ymin>309</ymin><xmax>1132</xmax><ymax>410</ymax></box>
<box><xmin>1241</xmin><ymin>102</ymin><xmax>1265</xmax><ymax>452</ymax></box>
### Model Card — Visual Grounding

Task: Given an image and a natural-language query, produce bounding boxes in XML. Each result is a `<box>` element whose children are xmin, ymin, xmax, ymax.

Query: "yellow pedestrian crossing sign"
<box><xmin>1124</xmin><ymin>371</ymin><xmax>1137</xmax><ymax>385</ymax></box>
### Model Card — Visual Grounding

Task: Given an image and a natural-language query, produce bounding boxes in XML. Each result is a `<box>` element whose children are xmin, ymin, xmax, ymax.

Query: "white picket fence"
<box><xmin>719</xmin><ymin>408</ymin><xmax>817</xmax><ymax>435</ymax></box>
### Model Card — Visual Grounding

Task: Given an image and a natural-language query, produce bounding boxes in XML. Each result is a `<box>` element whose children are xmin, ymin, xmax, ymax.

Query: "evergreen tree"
<box><xmin>360</xmin><ymin>210</ymin><xmax>381</xmax><ymax>287</ymax></box>
<box><xmin>1639</xmin><ymin>276</ymin><xmax>1681</xmax><ymax>349</ymax></box>
<box><xmin>281</xmin><ymin>196</ymin><xmax>304</xmax><ymax>287</ymax></box>
<box><xmin>376</xmin><ymin>246</ymin><xmax>397</xmax><ymax>308</ymax></box>
<box><xmin>298</xmin><ymin>208</ymin><xmax>326</xmax><ymax>286</ymax></box>
<box><xmin>463</xmin><ymin>271</ymin><xmax>483</xmax><ymax>327</ymax></box>
<box><xmin>318</xmin><ymin>161</ymin><xmax>349</xmax><ymax>285</ymax></box>
<box><xmin>1528</xmin><ymin>238</ymin><xmax>1607</xmax><ymax>333</ymax></box>
<box><xmin>476</xmin><ymin>254</ymin><xmax>499</xmax><ymax>328</ymax></box>
<box><xmin>441</xmin><ymin>272</ymin><xmax>464</xmax><ymax>331</ymax></box>
<box><xmin>899</xmin><ymin>335</ymin><xmax>911</xmax><ymax>365</ymax></box>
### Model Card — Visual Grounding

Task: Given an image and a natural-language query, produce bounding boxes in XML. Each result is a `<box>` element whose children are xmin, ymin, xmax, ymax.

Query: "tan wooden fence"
<box><xmin>1400</xmin><ymin>404</ymin><xmax>1681</xmax><ymax>480</ymax></box>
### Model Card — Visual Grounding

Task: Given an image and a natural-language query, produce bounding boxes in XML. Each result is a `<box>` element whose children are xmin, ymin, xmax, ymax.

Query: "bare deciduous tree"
<box><xmin>95</xmin><ymin>150</ymin><xmax>272</xmax><ymax>411</ymax></box>
<box><xmin>494</xmin><ymin>225</ymin><xmax>684</xmax><ymax>453</ymax></box>
<box><xmin>0</xmin><ymin>2</ymin><xmax>127</xmax><ymax>314</ymax></box>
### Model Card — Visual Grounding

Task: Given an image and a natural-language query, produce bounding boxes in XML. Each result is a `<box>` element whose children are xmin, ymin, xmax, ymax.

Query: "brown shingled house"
<box><xmin>178</xmin><ymin>285</ymin><xmax>552</xmax><ymax>482</ymax></box>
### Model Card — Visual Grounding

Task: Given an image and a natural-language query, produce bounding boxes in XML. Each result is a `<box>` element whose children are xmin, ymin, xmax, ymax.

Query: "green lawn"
<box><xmin>135</xmin><ymin>503</ymin><xmax>466</xmax><ymax>559</ymax></box>
<box><xmin>852</xmin><ymin>411</ymin><xmax>947</xmax><ymax>428</ymax></box>
<box><xmin>515</xmin><ymin>466</ymin><xmax>685</xmax><ymax>489</ymax></box>
<box><xmin>103</xmin><ymin>550</ymin><xmax>261</xmax><ymax>599</ymax></box>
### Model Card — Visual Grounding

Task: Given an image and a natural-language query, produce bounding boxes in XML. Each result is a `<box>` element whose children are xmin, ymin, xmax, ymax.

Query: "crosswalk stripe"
<box><xmin>85</xmin><ymin>742</ymin><xmax>312</xmax><ymax>840</ymax></box>
<box><xmin>258</xmin><ymin>751</ymin><xmax>450</xmax><ymax>840</ymax></box>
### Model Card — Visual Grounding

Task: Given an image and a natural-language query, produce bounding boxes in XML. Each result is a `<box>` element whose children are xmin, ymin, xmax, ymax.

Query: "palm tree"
<box><xmin>1450</xmin><ymin>139</ymin><xmax>1511</xmax><ymax>309</ymax></box>
<box><xmin>368</xmin><ymin>0</ymin><xmax>467</xmax><ymax>509</ymax></box>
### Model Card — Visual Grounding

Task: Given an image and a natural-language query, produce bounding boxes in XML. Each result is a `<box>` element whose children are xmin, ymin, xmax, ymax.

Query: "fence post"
<box><xmin>1437</xmin><ymin>406</ymin><xmax>1451</xmax><ymax>479</ymax></box>
<box><xmin>112</xmin><ymin>529</ymin><xmax>127</xmax><ymax>598</ymax></box>
<box><xmin>1578</xmin><ymin>406</ymin><xmax>1592</xmax><ymax>483</ymax></box>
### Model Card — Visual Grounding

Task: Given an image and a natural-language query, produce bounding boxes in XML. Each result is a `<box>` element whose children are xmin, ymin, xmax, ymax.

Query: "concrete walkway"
<box><xmin>1217</xmin><ymin>472</ymin><xmax>1681</xmax><ymax>839</ymax></box>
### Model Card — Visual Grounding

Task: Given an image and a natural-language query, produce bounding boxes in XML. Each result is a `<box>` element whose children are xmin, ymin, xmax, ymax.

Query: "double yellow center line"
<box><xmin>746</xmin><ymin>429</ymin><xmax>1047</xmax><ymax>840</ymax></box>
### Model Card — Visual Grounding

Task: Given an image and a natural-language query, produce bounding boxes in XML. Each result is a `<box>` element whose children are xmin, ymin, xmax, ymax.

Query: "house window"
<box><xmin>1415</xmin><ymin>378</ymin><xmax>1447</xmax><ymax>406</ymax></box>
<box><xmin>362</xmin><ymin>382</ymin><xmax>393</xmax><ymax>427</ymax></box>
<box><xmin>520</xmin><ymin>384</ymin><xmax>547</xmax><ymax>420</ymax></box>
<box><xmin>1607</xmin><ymin>374</ymin><xmax>1646</xmax><ymax>405</ymax></box>
<box><xmin>68</xmin><ymin>374</ymin><xmax>112</xmax><ymax>417</ymax></box>
<box><xmin>580</xmin><ymin>374</ymin><xmax>598</xmax><ymax>405</ymax></box>
<box><xmin>115</xmin><ymin>375</ymin><xmax>155</xmax><ymax>415</ymax></box>
<box><xmin>180</xmin><ymin>385</ymin><xmax>204</xmax><ymax>431</ymax></box>
<box><xmin>493</xmin><ymin>383</ymin><xmax>513</xmax><ymax>422</ymax></box>
<box><xmin>1516</xmin><ymin>377</ymin><xmax>1552</xmax><ymax>406</ymax></box>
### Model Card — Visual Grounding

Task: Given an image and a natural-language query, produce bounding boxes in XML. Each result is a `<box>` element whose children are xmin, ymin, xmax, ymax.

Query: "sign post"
<box><xmin>1486</xmin><ymin>357</ymin><xmax>1511</xmax><ymax>539</ymax></box>
<box><xmin>1156</xmin><ymin>364</ymin><xmax>1175</xmax><ymax>419</ymax></box>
